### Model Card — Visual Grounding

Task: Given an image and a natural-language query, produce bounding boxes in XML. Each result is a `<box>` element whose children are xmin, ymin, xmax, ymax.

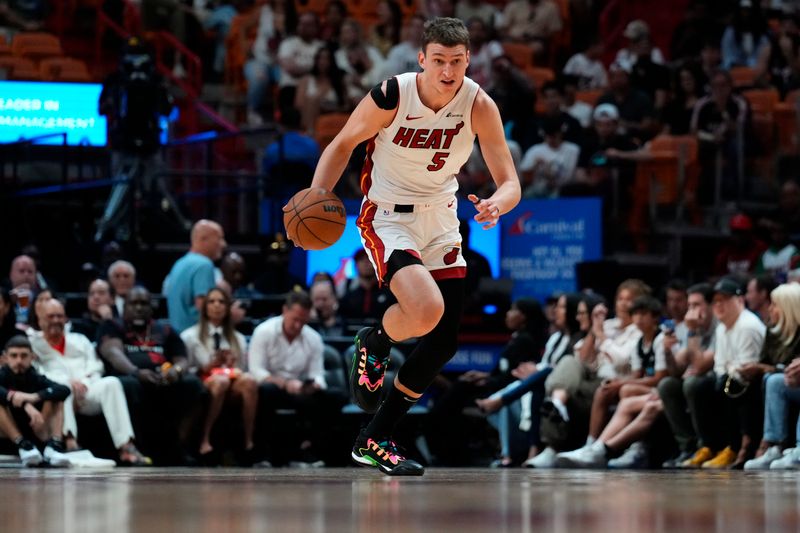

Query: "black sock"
<box><xmin>363</xmin><ymin>385</ymin><xmax>418</xmax><ymax>440</ymax></box>
<box><xmin>367</xmin><ymin>322</ymin><xmax>394</xmax><ymax>356</ymax></box>
<box><xmin>603</xmin><ymin>443</ymin><xmax>613</xmax><ymax>457</ymax></box>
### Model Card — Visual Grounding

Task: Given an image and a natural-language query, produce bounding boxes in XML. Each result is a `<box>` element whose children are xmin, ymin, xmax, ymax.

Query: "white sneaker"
<box><xmin>744</xmin><ymin>446</ymin><xmax>783</xmax><ymax>470</ymax></box>
<box><xmin>770</xmin><ymin>447</ymin><xmax>800</xmax><ymax>470</ymax></box>
<box><xmin>43</xmin><ymin>445</ymin><xmax>72</xmax><ymax>467</ymax></box>
<box><xmin>523</xmin><ymin>447</ymin><xmax>557</xmax><ymax>468</ymax></box>
<box><xmin>607</xmin><ymin>442</ymin><xmax>648</xmax><ymax>469</ymax></box>
<box><xmin>18</xmin><ymin>442</ymin><xmax>43</xmax><ymax>467</ymax></box>
<box><xmin>554</xmin><ymin>441</ymin><xmax>607</xmax><ymax>468</ymax></box>
<box><xmin>66</xmin><ymin>450</ymin><xmax>116</xmax><ymax>468</ymax></box>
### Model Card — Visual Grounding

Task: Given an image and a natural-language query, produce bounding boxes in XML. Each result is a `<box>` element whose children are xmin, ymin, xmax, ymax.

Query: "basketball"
<box><xmin>283</xmin><ymin>187</ymin><xmax>347</xmax><ymax>250</ymax></box>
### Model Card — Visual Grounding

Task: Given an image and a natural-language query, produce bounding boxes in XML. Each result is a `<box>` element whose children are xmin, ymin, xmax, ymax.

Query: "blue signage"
<box><xmin>0</xmin><ymin>81</ymin><xmax>107</xmax><ymax>146</ymax></box>
<box><xmin>501</xmin><ymin>198</ymin><xmax>602</xmax><ymax>302</ymax></box>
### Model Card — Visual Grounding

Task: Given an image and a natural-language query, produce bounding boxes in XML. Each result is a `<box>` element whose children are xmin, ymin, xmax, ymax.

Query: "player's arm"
<box><xmin>309</xmin><ymin>80</ymin><xmax>398</xmax><ymax>192</ymax></box>
<box><xmin>469</xmin><ymin>90</ymin><xmax>521</xmax><ymax>228</ymax></box>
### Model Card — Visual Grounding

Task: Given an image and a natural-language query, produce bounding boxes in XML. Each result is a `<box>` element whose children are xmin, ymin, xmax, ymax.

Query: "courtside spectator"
<box><xmin>561</xmin><ymin>75</ymin><xmax>594</xmax><ymax>128</ymax></box>
<box><xmin>164</xmin><ymin>220</ymin><xmax>227</xmax><ymax>333</ymax></box>
<box><xmin>98</xmin><ymin>287</ymin><xmax>204</xmax><ymax>465</ymax></box>
<box><xmin>658</xmin><ymin>283</ymin><xmax>719</xmax><ymax>468</ymax></box>
<box><xmin>695</xmin><ymin>277</ymin><xmax>766</xmax><ymax>469</ymax></box>
<box><xmin>71</xmin><ymin>279</ymin><xmax>116</xmax><ymax>341</ymax></box>
<box><xmin>220</xmin><ymin>252</ymin><xmax>263</xmax><ymax>299</ymax></box>
<box><xmin>338</xmin><ymin>249</ymin><xmax>395</xmax><ymax>322</ymax></box>
<box><xmin>308</xmin><ymin>280</ymin><xmax>345</xmax><ymax>337</ymax></box>
<box><xmin>745</xmin><ymin>274</ymin><xmax>777</xmax><ymax>324</ymax></box>
<box><xmin>720</xmin><ymin>1</ymin><xmax>770</xmax><ymax>75</ymax></box>
<box><xmin>30</xmin><ymin>299</ymin><xmax>150</xmax><ymax>465</ymax></box>
<box><xmin>7</xmin><ymin>255</ymin><xmax>38</xmax><ymax>325</ymax></box>
<box><xmin>742</xmin><ymin>283</ymin><xmax>800</xmax><ymax>469</ymax></box>
<box><xmin>181</xmin><ymin>288</ymin><xmax>257</xmax><ymax>465</ymax></box>
<box><xmin>661</xmin><ymin>65</ymin><xmax>705</xmax><ymax>135</ymax></box>
<box><xmin>248</xmin><ymin>290</ymin><xmax>344</xmax><ymax>465</ymax></box>
<box><xmin>0</xmin><ymin>336</ymin><xmax>71</xmax><ymax>467</ymax></box>
<box><xmin>744</xmin><ymin>283</ymin><xmax>800</xmax><ymax>470</ymax></box>
<box><xmin>108</xmin><ymin>260</ymin><xmax>137</xmax><ymax>318</ymax></box>
<box><xmin>664</xmin><ymin>279</ymin><xmax>690</xmax><ymax>346</ymax></box>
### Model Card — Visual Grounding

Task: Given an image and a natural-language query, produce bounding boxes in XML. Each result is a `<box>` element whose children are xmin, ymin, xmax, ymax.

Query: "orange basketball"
<box><xmin>282</xmin><ymin>187</ymin><xmax>347</xmax><ymax>250</ymax></box>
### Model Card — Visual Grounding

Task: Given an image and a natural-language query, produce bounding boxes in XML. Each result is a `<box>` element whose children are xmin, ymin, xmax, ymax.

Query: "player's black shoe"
<box><xmin>349</xmin><ymin>327</ymin><xmax>391</xmax><ymax>413</ymax></box>
<box><xmin>351</xmin><ymin>434</ymin><xmax>424</xmax><ymax>476</ymax></box>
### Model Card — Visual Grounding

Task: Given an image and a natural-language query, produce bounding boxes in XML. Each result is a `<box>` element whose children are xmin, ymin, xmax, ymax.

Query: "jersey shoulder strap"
<box><xmin>370</xmin><ymin>76</ymin><xmax>400</xmax><ymax>110</ymax></box>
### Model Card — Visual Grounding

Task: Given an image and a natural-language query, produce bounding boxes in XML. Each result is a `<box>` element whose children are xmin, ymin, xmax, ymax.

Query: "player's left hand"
<box><xmin>468</xmin><ymin>194</ymin><xmax>501</xmax><ymax>229</ymax></box>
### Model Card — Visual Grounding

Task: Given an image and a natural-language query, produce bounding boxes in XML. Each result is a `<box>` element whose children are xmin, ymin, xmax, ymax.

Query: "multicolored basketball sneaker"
<box><xmin>350</xmin><ymin>327</ymin><xmax>391</xmax><ymax>413</ymax></box>
<box><xmin>351</xmin><ymin>435</ymin><xmax>425</xmax><ymax>476</ymax></box>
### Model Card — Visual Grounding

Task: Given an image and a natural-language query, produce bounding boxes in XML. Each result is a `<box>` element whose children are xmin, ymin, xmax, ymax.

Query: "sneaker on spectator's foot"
<box><xmin>43</xmin><ymin>440</ymin><xmax>71</xmax><ymax>468</ymax></box>
<box><xmin>523</xmin><ymin>447</ymin><xmax>557</xmax><ymax>468</ymax></box>
<box><xmin>17</xmin><ymin>440</ymin><xmax>42</xmax><ymax>467</ymax></box>
<box><xmin>554</xmin><ymin>441</ymin><xmax>607</xmax><ymax>468</ymax></box>
<box><xmin>744</xmin><ymin>446</ymin><xmax>783</xmax><ymax>470</ymax></box>
<box><xmin>770</xmin><ymin>447</ymin><xmax>800</xmax><ymax>470</ymax></box>
<box><xmin>351</xmin><ymin>434</ymin><xmax>424</xmax><ymax>476</ymax></box>
<box><xmin>701</xmin><ymin>446</ymin><xmax>736</xmax><ymax>469</ymax></box>
<box><xmin>118</xmin><ymin>443</ymin><xmax>152</xmax><ymax>467</ymax></box>
<box><xmin>350</xmin><ymin>327</ymin><xmax>391</xmax><ymax>413</ymax></box>
<box><xmin>607</xmin><ymin>442</ymin><xmax>648</xmax><ymax>469</ymax></box>
<box><xmin>680</xmin><ymin>447</ymin><xmax>714</xmax><ymax>469</ymax></box>
<box><xmin>662</xmin><ymin>451</ymin><xmax>694</xmax><ymax>469</ymax></box>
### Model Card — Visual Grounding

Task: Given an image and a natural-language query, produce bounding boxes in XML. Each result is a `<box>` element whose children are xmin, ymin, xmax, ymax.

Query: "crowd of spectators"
<box><xmin>0</xmin><ymin>215</ymin><xmax>799</xmax><ymax>471</ymax></box>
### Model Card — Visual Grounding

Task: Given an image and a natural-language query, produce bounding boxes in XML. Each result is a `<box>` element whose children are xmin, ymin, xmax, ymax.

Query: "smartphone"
<box><xmin>660</xmin><ymin>319</ymin><xmax>675</xmax><ymax>334</ymax></box>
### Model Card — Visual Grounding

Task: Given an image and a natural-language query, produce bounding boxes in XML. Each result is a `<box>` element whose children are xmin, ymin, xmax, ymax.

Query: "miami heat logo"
<box><xmin>443</xmin><ymin>246</ymin><xmax>461</xmax><ymax>265</ymax></box>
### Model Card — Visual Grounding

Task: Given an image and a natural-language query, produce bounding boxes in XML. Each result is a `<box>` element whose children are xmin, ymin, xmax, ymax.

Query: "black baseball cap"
<box><xmin>713</xmin><ymin>277</ymin><xmax>743</xmax><ymax>296</ymax></box>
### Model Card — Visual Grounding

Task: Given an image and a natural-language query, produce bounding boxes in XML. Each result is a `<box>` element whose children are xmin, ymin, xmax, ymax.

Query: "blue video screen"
<box><xmin>0</xmin><ymin>81</ymin><xmax>107</xmax><ymax>146</ymax></box>
<box><xmin>305</xmin><ymin>215</ymin><xmax>500</xmax><ymax>285</ymax></box>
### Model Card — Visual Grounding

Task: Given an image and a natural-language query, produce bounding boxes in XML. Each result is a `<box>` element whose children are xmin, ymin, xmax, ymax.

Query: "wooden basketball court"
<box><xmin>1</xmin><ymin>468</ymin><xmax>799</xmax><ymax>532</ymax></box>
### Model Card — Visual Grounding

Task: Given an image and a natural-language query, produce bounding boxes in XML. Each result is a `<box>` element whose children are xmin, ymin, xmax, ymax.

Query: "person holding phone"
<box><xmin>181</xmin><ymin>288</ymin><xmax>258</xmax><ymax>465</ymax></box>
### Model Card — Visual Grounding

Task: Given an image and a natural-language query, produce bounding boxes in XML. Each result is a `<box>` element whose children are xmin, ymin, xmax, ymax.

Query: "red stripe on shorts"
<box><xmin>359</xmin><ymin>136</ymin><xmax>377</xmax><ymax>196</ymax></box>
<box><xmin>356</xmin><ymin>200</ymin><xmax>388</xmax><ymax>284</ymax></box>
<box><xmin>431</xmin><ymin>267</ymin><xmax>467</xmax><ymax>281</ymax></box>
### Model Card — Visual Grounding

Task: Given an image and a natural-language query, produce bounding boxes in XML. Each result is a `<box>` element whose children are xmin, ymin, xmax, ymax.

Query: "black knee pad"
<box><xmin>396</xmin><ymin>278</ymin><xmax>465</xmax><ymax>393</ymax></box>
<box><xmin>384</xmin><ymin>249</ymin><xmax>423</xmax><ymax>285</ymax></box>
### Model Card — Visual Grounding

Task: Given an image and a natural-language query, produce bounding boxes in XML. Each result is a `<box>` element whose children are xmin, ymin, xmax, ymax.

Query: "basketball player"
<box><xmin>298</xmin><ymin>17</ymin><xmax>521</xmax><ymax>475</ymax></box>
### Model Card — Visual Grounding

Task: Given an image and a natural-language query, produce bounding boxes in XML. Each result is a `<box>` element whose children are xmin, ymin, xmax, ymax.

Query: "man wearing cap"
<box><xmin>568</xmin><ymin>103</ymin><xmax>638</xmax><ymax>201</ymax></box>
<box><xmin>597</xmin><ymin>61</ymin><xmax>655</xmax><ymax>141</ymax></box>
<box><xmin>614</xmin><ymin>20</ymin><xmax>665</xmax><ymax>71</ymax></box>
<box><xmin>683</xmin><ymin>277</ymin><xmax>766</xmax><ymax>469</ymax></box>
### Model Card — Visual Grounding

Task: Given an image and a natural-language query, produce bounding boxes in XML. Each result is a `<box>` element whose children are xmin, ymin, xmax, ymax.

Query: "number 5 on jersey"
<box><xmin>427</xmin><ymin>151</ymin><xmax>450</xmax><ymax>171</ymax></box>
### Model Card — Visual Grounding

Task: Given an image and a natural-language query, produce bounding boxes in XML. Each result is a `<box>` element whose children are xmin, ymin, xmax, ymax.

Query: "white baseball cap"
<box><xmin>593</xmin><ymin>103</ymin><xmax>619</xmax><ymax>122</ymax></box>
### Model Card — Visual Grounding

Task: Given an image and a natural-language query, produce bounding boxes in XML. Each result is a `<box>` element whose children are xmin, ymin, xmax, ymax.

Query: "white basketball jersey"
<box><xmin>361</xmin><ymin>72</ymin><xmax>480</xmax><ymax>205</ymax></box>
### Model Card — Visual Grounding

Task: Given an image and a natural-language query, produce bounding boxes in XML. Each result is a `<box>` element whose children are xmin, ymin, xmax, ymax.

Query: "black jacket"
<box><xmin>0</xmin><ymin>366</ymin><xmax>70</xmax><ymax>406</ymax></box>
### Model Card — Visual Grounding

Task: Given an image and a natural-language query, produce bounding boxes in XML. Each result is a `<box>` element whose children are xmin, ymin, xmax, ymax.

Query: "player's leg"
<box><xmin>352</xmin><ymin>277</ymin><xmax>464</xmax><ymax>476</ymax></box>
<box><xmin>351</xmin><ymin>257</ymin><xmax>444</xmax><ymax>412</ymax></box>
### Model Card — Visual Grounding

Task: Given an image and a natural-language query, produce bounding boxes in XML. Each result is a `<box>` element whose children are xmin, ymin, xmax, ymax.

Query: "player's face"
<box><xmin>419</xmin><ymin>44</ymin><xmax>469</xmax><ymax>95</ymax></box>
